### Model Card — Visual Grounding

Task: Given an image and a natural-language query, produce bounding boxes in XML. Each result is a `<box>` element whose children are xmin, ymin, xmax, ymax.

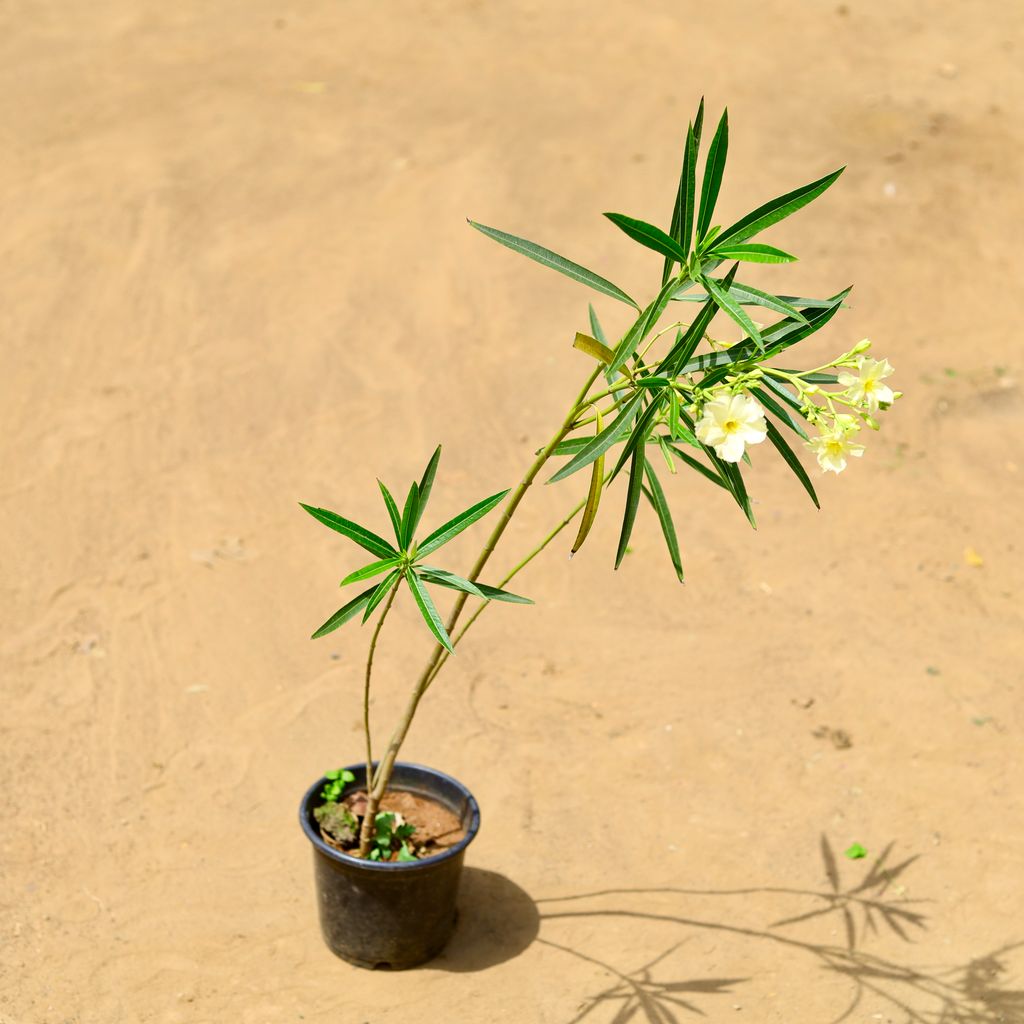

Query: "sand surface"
<box><xmin>3</xmin><ymin>2</ymin><xmax>1024</xmax><ymax>1021</ymax></box>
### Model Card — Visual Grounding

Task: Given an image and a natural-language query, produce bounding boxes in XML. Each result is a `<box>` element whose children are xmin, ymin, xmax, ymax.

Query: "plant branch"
<box><xmin>357</xmin><ymin>580</ymin><xmax>399</xmax><ymax>857</ymax></box>
<box><xmin>367</xmin><ymin>365</ymin><xmax>603</xmax><ymax>800</ymax></box>
<box><xmin>420</xmin><ymin>467</ymin><xmax>615</xmax><ymax>694</ymax></box>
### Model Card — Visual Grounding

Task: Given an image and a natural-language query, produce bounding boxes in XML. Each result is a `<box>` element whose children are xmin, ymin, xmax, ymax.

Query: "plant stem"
<box><xmin>420</xmin><ymin>467</ymin><xmax>615</xmax><ymax>693</ymax></box>
<box><xmin>367</xmin><ymin>365</ymin><xmax>603</xmax><ymax>802</ymax></box>
<box><xmin>357</xmin><ymin>580</ymin><xmax>399</xmax><ymax>857</ymax></box>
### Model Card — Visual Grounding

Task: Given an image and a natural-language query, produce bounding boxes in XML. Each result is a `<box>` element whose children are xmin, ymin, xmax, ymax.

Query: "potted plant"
<box><xmin>298</xmin><ymin>100</ymin><xmax>899</xmax><ymax>969</ymax></box>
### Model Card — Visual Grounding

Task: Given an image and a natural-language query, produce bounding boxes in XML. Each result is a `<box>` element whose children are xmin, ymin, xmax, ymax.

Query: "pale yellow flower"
<box><xmin>695</xmin><ymin>391</ymin><xmax>767</xmax><ymax>463</ymax></box>
<box><xmin>838</xmin><ymin>357</ymin><xmax>895</xmax><ymax>412</ymax></box>
<box><xmin>807</xmin><ymin>427</ymin><xmax>865</xmax><ymax>474</ymax></box>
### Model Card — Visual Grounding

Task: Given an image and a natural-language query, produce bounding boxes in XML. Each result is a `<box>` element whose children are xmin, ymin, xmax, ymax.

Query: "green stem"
<box><xmin>420</xmin><ymin>468</ymin><xmax>614</xmax><ymax>694</ymax></box>
<box><xmin>357</xmin><ymin>580</ymin><xmax>399</xmax><ymax>857</ymax></box>
<box><xmin>368</xmin><ymin>365</ymin><xmax>603</xmax><ymax>801</ymax></box>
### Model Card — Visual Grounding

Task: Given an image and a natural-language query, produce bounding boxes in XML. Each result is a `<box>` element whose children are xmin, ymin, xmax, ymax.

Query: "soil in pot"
<box><xmin>316</xmin><ymin>788</ymin><xmax>465</xmax><ymax>861</ymax></box>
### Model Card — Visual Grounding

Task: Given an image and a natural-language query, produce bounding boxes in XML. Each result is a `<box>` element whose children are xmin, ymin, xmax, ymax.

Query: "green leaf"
<box><xmin>361</xmin><ymin>569</ymin><xmax>401</xmax><ymax>623</ymax></box>
<box><xmin>759</xmin><ymin>375</ymin><xmax>805</xmax><ymax>416</ymax></box>
<box><xmin>700</xmin><ymin>271</ymin><xmax>765</xmax><ymax>350</ymax></box>
<box><xmin>549</xmin><ymin>437</ymin><xmax>593</xmax><ymax>457</ymax></box>
<box><xmin>572</xmin><ymin>331</ymin><xmax>616</xmax><ymax>366</ymax></box>
<box><xmin>845</xmin><ymin>842</ymin><xmax>868</xmax><ymax>860</ymax></box>
<box><xmin>418</xmin><ymin>572</ymin><xmax>533</xmax><ymax>605</ymax></box>
<box><xmin>311</xmin><ymin>585</ymin><xmax>378</xmax><ymax>639</ymax></box>
<box><xmin>614</xmin><ymin>447</ymin><xmax>645</xmax><ymax>570</ymax></box>
<box><xmin>608</xmin><ymin>276</ymin><xmax>678</xmax><ymax>375</ymax></box>
<box><xmin>764</xmin><ymin>419</ymin><xmax>819</xmax><ymax>508</ymax></box>
<box><xmin>751</xmin><ymin>385</ymin><xmax>808</xmax><ymax>439</ymax></box>
<box><xmin>633</xmin><ymin>376</ymin><xmax>672</xmax><ymax>390</ymax></box>
<box><xmin>300</xmin><ymin>503</ymin><xmax>398</xmax><ymax>560</ymax></box>
<box><xmin>411</xmin><ymin>445</ymin><xmax>441</xmax><ymax>538</ymax></box>
<box><xmin>548</xmin><ymin>391</ymin><xmax>645</xmax><ymax>483</ymax></box>
<box><xmin>608</xmin><ymin>398</ymin><xmax>661</xmax><ymax>483</ymax></box>
<box><xmin>715</xmin><ymin>167</ymin><xmax>845</xmax><ymax>247</ymax></box>
<box><xmin>604</xmin><ymin>212</ymin><xmax>689</xmax><ymax>263</ymax></box>
<box><xmin>416</xmin><ymin>488</ymin><xmax>509</xmax><ymax>558</ymax></box>
<box><xmin>475</xmin><ymin>582</ymin><xmax>533</xmax><ymax>604</ymax></box>
<box><xmin>695</xmin><ymin>281</ymin><xmax>809</xmax><ymax>323</ymax></box>
<box><xmin>588</xmin><ymin>304</ymin><xmax>608</xmax><ymax>344</ymax></box>
<box><xmin>662</xmin><ymin>105</ymin><xmax>703</xmax><ymax>283</ymax></box>
<box><xmin>697</xmin><ymin>108</ymin><xmax>728</xmax><ymax>241</ymax></box>
<box><xmin>709</xmin><ymin>242</ymin><xmax>797</xmax><ymax>264</ymax></box>
<box><xmin>416</xmin><ymin>565</ymin><xmax>486</xmax><ymax>598</ymax></box>
<box><xmin>399</xmin><ymin>481</ymin><xmax>419</xmax><ymax>548</ymax></box>
<box><xmin>719</xmin><ymin>457</ymin><xmax>757</xmax><ymax>529</ymax></box>
<box><xmin>377</xmin><ymin>481</ymin><xmax>403</xmax><ymax>544</ymax></box>
<box><xmin>674</xmin><ymin>288</ymin><xmax>832</xmax><ymax>315</ymax></box>
<box><xmin>642</xmin><ymin>458</ymin><xmax>684</xmax><ymax>582</ymax></box>
<box><xmin>396</xmin><ymin>842</ymin><xmax>417</xmax><ymax>862</ymax></box>
<box><xmin>340</xmin><ymin>557</ymin><xmax>401</xmax><ymax>588</ymax></box>
<box><xmin>661</xmin><ymin>264</ymin><xmax>737</xmax><ymax>376</ymax></box>
<box><xmin>571</xmin><ymin>410</ymin><xmax>605</xmax><ymax>556</ymax></box>
<box><xmin>404</xmin><ymin>568</ymin><xmax>454</xmax><ymax>653</ymax></box>
<box><xmin>666</xmin><ymin>443</ymin><xmax>729</xmax><ymax>491</ymax></box>
<box><xmin>468</xmin><ymin>220</ymin><xmax>639</xmax><ymax>310</ymax></box>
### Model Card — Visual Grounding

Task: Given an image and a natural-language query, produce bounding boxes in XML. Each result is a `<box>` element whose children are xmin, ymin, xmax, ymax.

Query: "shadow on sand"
<box><xmin>437</xmin><ymin>836</ymin><xmax>1024</xmax><ymax>1023</ymax></box>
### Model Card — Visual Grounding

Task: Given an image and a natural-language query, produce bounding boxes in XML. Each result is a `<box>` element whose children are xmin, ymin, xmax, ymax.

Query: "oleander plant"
<box><xmin>301</xmin><ymin>100</ymin><xmax>899</xmax><ymax>859</ymax></box>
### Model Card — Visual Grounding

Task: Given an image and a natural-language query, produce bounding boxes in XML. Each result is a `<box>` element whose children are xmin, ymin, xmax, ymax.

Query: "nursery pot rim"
<box><xmin>299</xmin><ymin>760</ymin><xmax>481</xmax><ymax>872</ymax></box>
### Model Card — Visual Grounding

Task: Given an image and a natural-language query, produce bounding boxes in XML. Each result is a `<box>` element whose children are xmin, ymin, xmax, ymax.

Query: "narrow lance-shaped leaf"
<box><xmin>709</xmin><ymin>242</ymin><xmax>797</xmax><ymax>264</ymax></box>
<box><xmin>377</xmin><ymin>481</ymin><xmax>403</xmax><ymax>544</ymax></box>
<box><xmin>614</xmin><ymin>446</ymin><xmax>645</xmax><ymax>570</ymax></box>
<box><xmin>609</xmin><ymin>396</ymin><xmax>662</xmax><ymax>483</ymax></box>
<box><xmin>549</xmin><ymin>391</ymin><xmax>645</xmax><ymax>483</ymax></box>
<box><xmin>642</xmin><ymin>457</ymin><xmax>684</xmax><ymax>582</ymax></box>
<box><xmin>415</xmin><ymin>565</ymin><xmax>485</xmax><ymax>597</ymax></box>
<box><xmin>666</xmin><ymin>442</ymin><xmax>730</xmax><ymax>491</ymax></box>
<box><xmin>608</xmin><ymin>275</ymin><xmax>678</xmax><ymax>375</ymax></box>
<box><xmin>311</xmin><ymin>585</ymin><xmax>378</xmax><ymax>639</ymax></box>
<box><xmin>299</xmin><ymin>503</ymin><xmax>397</xmax><ymax>559</ymax></box>
<box><xmin>416</xmin><ymin>488</ymin><xmax>510</xmax><ymax>557</ymax></box>
<box><xmin>361</xmin><ymin>569</ymin><xmax>401</xmax><ymax>623</ymax></box>
<box><xmin>588</xmin><ymin>303</ymin><xmax>608</xmax><ymax>344</ymax></box>
<box><xmin>404</xmin><ymin>568</ymin><xmax>454</xmax><ymax>653</ymax></box>
<box><xmin>572</xmin><ymin>331</ymin><xmax>615</xmax><ymax>366</ymax></box>
<box><xmin>714</xmin><ymin>167</ymin><xmax>845</xmax><ymax>248</ymax></box>
<box><xmin>399</xmin><ymin>481</ymin><xmax>419</xmax><ymax>549</ymax></box>
<box><xmin>764</xmin><ymin>419</ymin><xmax>819</xmax><ymax>509</ymax></box>
<box><xmin>419</xmin><ymin>567</ymin><xmax>533</xmax><ymax>604</ymax></box>
<box><xmin>661</xmin><ymin>263</ymin><xmax>736</xmax><ymax>376</ymax></box>
<box><xmin>700</xmin><ymin>270</ymin><xmax>765</xmax><ymax>351</ymax></box>
<box><xmin>468</xmin><ymin>220</ymin><xmax>640</xmax><ymax>310</ymax></box>
<box><xmin>604</xmin><ymin>212</ymin><xmax>689</xmax><ymax>264</ymax></box>
<box><xmin>410</xmin><ymin>445</ymin><xmax>441</xmax><ymax>538</ymax></box>
<box><xmin>474</xmin><ymin>582</ymin><xmax>534</xmax><ymax>605</ymax></box>
<box><xmin>751</xmin><ymin>385</ymin><xmax>808</xmax><ymax>439</ymax></box>
<box><xmin>697</xmin><ymin>108</ymin><xmax>729</xmax><ymax>240</ymax></box>
<box><xmin>678</xmin><ymin>119</ymin><xmax>698</xmax><ymax>259</ymax></box>
<box><xmin>674</xmin><ymin>281</ymin><xmax>809</xmax><ymax>324</ymax></box>
<box><xmin>662</xmin><ymin>100</ymin><xmax>704</xmax><ymax>283</ymax></box>
<box><xmin>340</xmin><ymin>556</ymin><xmax>401</xmax><ymax>588</ymax></box>
<box><xmin>571</xmin><ymin>409</ymin><xmax>605</xmax><ymax>555</ymax></box>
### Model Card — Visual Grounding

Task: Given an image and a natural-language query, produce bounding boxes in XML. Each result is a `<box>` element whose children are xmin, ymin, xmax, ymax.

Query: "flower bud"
<box><xmin>863</xmin><ymin>414</ymin><xmax>880</xmax><ymax>430</ymax></box>
<box><xmin>851</xmin><ymin>338</ymin><xmax>872</xmax><ymax>355</ymax></box>
<box><xmin>803</xmin><ymin>383</ymin><xmax>820</xmax><ymax>395</ymax></box>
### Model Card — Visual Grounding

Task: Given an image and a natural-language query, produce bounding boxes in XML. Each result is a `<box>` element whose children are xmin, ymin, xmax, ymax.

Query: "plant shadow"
<box><xmin>429</xmin><ymin>866</ymin><xmax>541</xmax><ymax>972</ymax></box>
<box><xmin>441</xmin><ymin>837</ymin><xmax>1024</xmax><ymax>1022</ymax></box>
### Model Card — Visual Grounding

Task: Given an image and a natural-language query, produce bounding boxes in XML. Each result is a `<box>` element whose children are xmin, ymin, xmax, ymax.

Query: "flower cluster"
<box><xmin>684</xmin><ymin>342</ymin><xmax>899</xmax><ymax>475</ymax></box>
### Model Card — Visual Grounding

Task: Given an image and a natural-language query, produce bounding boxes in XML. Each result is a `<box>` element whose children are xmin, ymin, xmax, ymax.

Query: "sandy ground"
<box><xmin>2</xmin><ymin>1</ymin><xmax>1024</xmax><ymax>1021</ymax></box>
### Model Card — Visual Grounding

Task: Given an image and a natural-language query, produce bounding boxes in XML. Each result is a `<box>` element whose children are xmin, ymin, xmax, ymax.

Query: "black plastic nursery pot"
<box><xmin>299</xmin><ymin>761</ymin><xmax>481</xmax><ymax>969</ymax></box>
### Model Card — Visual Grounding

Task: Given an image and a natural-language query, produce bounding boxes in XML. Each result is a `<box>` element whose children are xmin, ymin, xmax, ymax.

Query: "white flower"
<box><xmin>807</xmin><ymin>427</ymin><xmax>865</xmax><ymax>474</ymax></box>
<box><xmin>695</xmin><ymin>391</ymin><xmax>767</xmax><ymax>463</ymax></box>
<box><xmin>838</xmin><ymin>357</ymin><xmax>895</xmax><ymax>412</ymax></box>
